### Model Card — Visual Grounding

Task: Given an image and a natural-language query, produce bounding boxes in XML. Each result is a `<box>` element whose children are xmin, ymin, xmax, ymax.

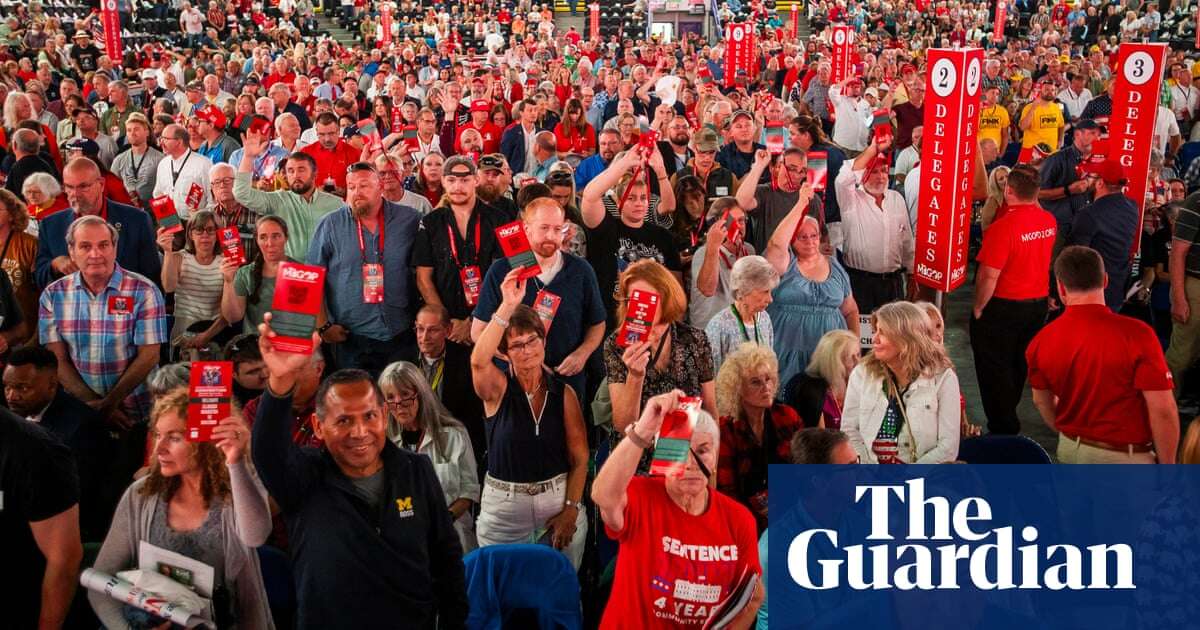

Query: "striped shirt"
<box><xmin>38</xmin><ymin>266</ymin><xmax>168</xmax><ymax>419</ymax></box>
<box><xmin>171</xmin><ymin>252</ymin><xmax>225</xmax><ymax>339</ymax></box>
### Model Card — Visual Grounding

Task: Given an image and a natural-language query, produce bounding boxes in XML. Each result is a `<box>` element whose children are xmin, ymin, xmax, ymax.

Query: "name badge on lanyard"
<box><xmin>533</xmin><ymin>288</ymin><xmax>561</xmax><ymax>334</ymax></box>
<box><xmin>358</xmin><ymin>217</ymin><xmax>385</xmax><ymax>304</ymax></box>
<box><xmin>448</xmin><ymin>219</ymin><xmax>482</xmax><ymax>306</ymax></box>
<box><xmin>460</xmin><ymin>265</ymin><xmax>482</xmax><ymax>306</ymax></box>
<box><xmin>363</xmin><ymin>263</ymin><xmax>385</xmax><ymax>303</ymax></box>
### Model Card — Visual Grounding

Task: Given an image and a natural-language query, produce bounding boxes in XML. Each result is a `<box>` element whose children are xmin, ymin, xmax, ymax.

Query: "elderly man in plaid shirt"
<box><xmin>38</xmin><ymin>215</ymin><xmax>167</xmax><ymax>438</ymax></box>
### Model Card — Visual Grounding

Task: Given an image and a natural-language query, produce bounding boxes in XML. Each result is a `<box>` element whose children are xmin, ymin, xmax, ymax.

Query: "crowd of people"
<box><xmin>4</xmin><ymin>0</ymin><xmax>1200</xmax><ymax>627</ymax></box>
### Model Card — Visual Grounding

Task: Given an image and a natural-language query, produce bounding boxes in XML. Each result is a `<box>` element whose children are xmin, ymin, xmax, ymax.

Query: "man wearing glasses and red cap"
<box><xmin>196</xmin><ymin>105</ymin><xmax>242</xmax><ymax>164</ymax></box>
<box><xmin>1066</xmin><ymin>158</ymin><xmax>1139</xmax><ymax>312</ymax></box>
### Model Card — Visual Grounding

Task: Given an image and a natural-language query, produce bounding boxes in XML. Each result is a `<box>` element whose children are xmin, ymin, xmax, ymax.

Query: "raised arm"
<box><xmin>735</xmin><ymin>149</ymin><xmax>772</xmax><ymax>211</ymax></box>
<box><xmin>470</xmin><ymin>268</ymin><xmax>525</xmax><ymax>410</ymax></box>
<box><xmin>647</xmin><ymin>149</ymin><xmax>675</xmax><ymax>215</ymax></box>
<box><xmin>592</xmin><ymin>390</ymin><xmax>680</xmax><ymax>534</ymax></box>
<box><xmin>694</xmin><ymin>220</ymin><xmax>728</xmax><ymax>298</ymax></box>
<box><xmin>580</xmin><ymin>148</ymin><xmax>643</xmax><ymax>228</ymax></box>
<box><xmin>764</xmin><ymin>183</ymin><xmax>815</xmax><ymax>275</ymax></box>
<box><xmin>219</xmin><ymin>258</ymin><xmax>247</xmax><ymax>324</ymax></box>
<box><xmin>233</xmin><ymin>131</ymin><xmax>281</xmax><ymax>214</ymax></box>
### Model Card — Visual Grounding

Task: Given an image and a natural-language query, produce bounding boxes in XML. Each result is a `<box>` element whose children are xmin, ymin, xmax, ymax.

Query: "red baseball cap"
<box><xmin>1091</xmin><ymin>158</ymin><xmax>1127</xmax><ymax>185</ymax></box>
<box><xmin>470</xmin><ymin>99</ymin><xmax>491</xmax><ymax>113</ymax></box>
<box><xmin>196</xmin><ymin>105</ymin><xmax>226</xmax><ymax>129</ymax></box>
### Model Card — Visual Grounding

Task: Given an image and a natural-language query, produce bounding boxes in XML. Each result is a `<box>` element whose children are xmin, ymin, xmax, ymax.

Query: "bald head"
<box><xmin>63</xmin><ymin>156</ymin><xmax>101</xmax><ymax>179</ymax></box>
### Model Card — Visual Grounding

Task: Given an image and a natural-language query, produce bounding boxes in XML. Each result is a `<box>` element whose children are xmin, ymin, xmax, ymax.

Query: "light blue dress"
<box><xmin>768</xmin><ymin>254</ymin><xmax>852</xmax><ymax>386</ymax></box>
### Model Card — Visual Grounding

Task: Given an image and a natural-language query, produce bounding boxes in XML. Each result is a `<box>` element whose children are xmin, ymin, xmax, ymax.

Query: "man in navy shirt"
<box><xmin>1067</xmin><ymin>158</ymin><xmax>1138</xmax><ymax>312</ymax></box>
<box><xmin>308</xmin><ymin>162</ymin><xmax>421</xmax><ymax>374</ymax></box>
<box><xmin>35</xmin><ymin>158</ymin><xmax>160</xmax><ymax>289</ymax></box>
<box><xmin>717</xmin><ymin>109</ymin><xmax>766</xmax><ymax>179</ymax></box>
<box><xmin>471</xmin><ymin>197</ymin><xmax>607</xmax><ymax>397</ymax></box>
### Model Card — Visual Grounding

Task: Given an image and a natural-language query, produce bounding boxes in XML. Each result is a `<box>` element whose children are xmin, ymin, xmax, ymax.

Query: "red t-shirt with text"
<box><xmin>975</xmin><ymin>203</ymin><xmax>1057</xmax><ymax>300</ymax></box>
<box><xmin>601</xmin><ymin>476</ymin><xmax>760</xmax><ymax>629</ymax></box>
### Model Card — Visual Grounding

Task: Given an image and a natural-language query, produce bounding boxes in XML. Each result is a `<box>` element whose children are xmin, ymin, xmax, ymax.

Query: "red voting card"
<box><xmin>269</xmin><ymin>262</ymin><xmax>326</xmax><ymax>354</ymax></box>
<box><xmin>185</xmin><ymin>182</ymin><xmax>205</xmax><ymax>213</ymax></box>
<box><xmin>650</xmin><ymin>396</ymin><xmax>701</xmax><ymax>478</ymax></box>
<box><xmin>533</xmin><ymin>289</ymin><xmax>561</xmax><ymax>334</ymax></box>
<box><xmin>358</xmin><ymin>119</ymin><xmax>383</xmax><ymax>152</ymax></box>
<box><xmin>616</xmin><ymin>289</ymin><xmax>659</xmax><ymax>348</ymax></box>
<box><xmin>402</xmin><ymin>125</ymin><xmax>419</xmax><ymax>149</ymax></box>
<box><xmin>765</xmin><ymin>123</ymin><xmax>786</xmax><ymax>155</ymax></box>
<box><xmin>391</xmin><ymin>108</ymin><xmax>404</xmax><ymax>133</ymax></box>
<box><xmin>217</xmin><ymin>226</ymin><xmax>245</xmax><ymax>266</ymax></box>
<box><xmin>150</xmin><ymin>195</ymin><xmax>183</xmax><ymax>233</ymax></box>
<box><xmin>806</xmin><ymin>151</ymin><xmax>829</xmax><ymax>192</ymax></box>
<box><xmin>187</xmin><ymin>361</ymin><xmax>233</xmax><ymax>442</ymax></box>
<box><xmin>723</xmin><ymin>210</ymin><xmax>743</xmax><ymax>245</ymax></box>
<box><xmin>872</xmin><ymin>108</ymin><xmax>893</xmax><ymax>142</ymax></box>
<box><xmin>249</xmin><ymin>116</ymin><xmax>273</xmax><ymax>138</ymax></box>
<box><xmin>495</xmin><ymin>221</ymin><xmax>541</xmax><ymax>280</ymax></box>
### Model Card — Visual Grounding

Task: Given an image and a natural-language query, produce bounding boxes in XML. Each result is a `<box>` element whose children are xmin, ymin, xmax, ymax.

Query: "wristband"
<box><xmin>492</xmin><ymin>314</ymin><xmax>510</xmax><ymax>329</ymax></box>
<box><xmin>318</xmin><ymin>322</ymin><xmax>334</xmax><ymax>334</ymax></box>
<box><xmin>624</xmin><ymin>423</ymin><xmax>654</xmax><ymax>450</ymax></box>
<box><xmin>564</xmin><ymin>498</ymin><xmax>581</xmax><ymax>509</ymax></box>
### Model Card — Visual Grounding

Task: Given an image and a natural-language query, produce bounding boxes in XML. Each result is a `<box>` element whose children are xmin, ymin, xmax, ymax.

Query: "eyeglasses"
<box><xmin>62</xmin><ymin>181</ymin><xmax>99</xmax><ymax>193</ymax></box>
<box><xmin>348</xmin><ymin>161</ymin><xmax>377</xmax><ymax>174</ymax></box>
<box><xmin>506</xmin><ymin>335</ymin><xmax>543</xmax><ymax>354</ymax></box>
<box><xmin>211</xmin><ymin>177</ymin><xmax>235</xmax><ymax>185</ymax></box>
<box><xmin>191</xmin><ymin>226</ymin><xmax>217</xmax><ymax>234</ymax></box>
<box><xmin>387</xmin><ymin>394</ymin><xmax>419</xmax><ymax>409</ymax></box>
<box><xmin>378</xmin><ymin>168</ymin><xmax>400</xmax><ymax>178</ymax></box>
<box><xmin>546</xmin><ymin>171</ymin><xmax>574</xmax><ymax>184</ymax></box>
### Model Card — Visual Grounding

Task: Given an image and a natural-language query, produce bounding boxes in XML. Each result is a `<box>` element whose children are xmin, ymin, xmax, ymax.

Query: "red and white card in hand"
<box><xmin>649</xmin><ymin>396</ymin><xmax>700</xmax><ymax>478</ymax></box>
<box><xmin>187</xmin><ymin>361</ymin><xmax>233</xmax><ymax>442</ymax></box>
<box><xmin>150</xmin><ymin>195</ymin><xmax>183</xmax><ymax>233</ymax></box>
<box><xmin>217</xmin><ymin>226</ymin><xmax>245</xmax><ymax>266</ymax></box>
<box><xmin>616</xmin><ymin>289</ymin><xmax>659</xmax><ymax>348</ymax></box>
<box><xmin>495</xmin><ymin>221</ymin><xmax>541</xmax><ymax>280</ymax></box>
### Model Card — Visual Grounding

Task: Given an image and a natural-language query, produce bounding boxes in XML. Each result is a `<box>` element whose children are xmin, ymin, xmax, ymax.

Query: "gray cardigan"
<box><xmin>88</xmin><ymin>461</ymin><xmax>275</xmax><ymax>629</ymax></box>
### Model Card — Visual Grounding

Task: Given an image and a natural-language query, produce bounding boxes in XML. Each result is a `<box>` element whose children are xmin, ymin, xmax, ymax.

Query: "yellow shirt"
<box><xmin>978</xmin><ymin>104</ymin><xmax>1010</xmax><ymax>148</ymax></box>
<box><xmin>1019</xmin><ymin>101</ymin><xmax>1064</xmax><ymax>149</ymax></box>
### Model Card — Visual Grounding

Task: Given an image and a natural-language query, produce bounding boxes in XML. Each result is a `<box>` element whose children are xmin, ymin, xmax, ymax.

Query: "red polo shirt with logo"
<box><xmin>1026</xmin><ymin>304</ymin><xmax>1173</xmax><ymax>445</ymax></box>
<box><xmin>975</xmin><ymin>202</ymin><xmax>1057</xmax><ymax>300</ymax></box>
<box><xmin>301</xmin><ymin>139</ymin><xmax>359</xmax><ymax>190</ymax></box>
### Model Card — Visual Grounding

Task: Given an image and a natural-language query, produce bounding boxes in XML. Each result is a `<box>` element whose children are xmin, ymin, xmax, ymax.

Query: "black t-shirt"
<box><xmin>0</xmin><ymin>268</ymin><xmax>21</xmax><ymax>332</ymax></box>
<box><xmin>71</xmin><ymin>44</ymin><xmax>102</xmax><ymax>73</ymax></box>
<box><xmin>585</xmin><ymin>211</ymin><xmax>682</xmax><ymax>326</ymax></box>
<box><xmin>411</xmin><ymin>200</ymin><xmax>506</xmax><ymax>320</ymax></box>
<box><xmin>0</xmin><ymin>408</ymin><xmax>79</xmax><ymax>628</ymax></box>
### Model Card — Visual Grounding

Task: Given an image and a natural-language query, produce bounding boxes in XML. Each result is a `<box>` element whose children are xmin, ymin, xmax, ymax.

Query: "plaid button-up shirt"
<box><xmin>38</xmin><ymin>265</ymin><xmax>168</xmax><ymax>419</ymax></box>
<box><xmin>717</xmin><ymin>403</ymin><xmax>803</xmax><ymax>530</ymax></box>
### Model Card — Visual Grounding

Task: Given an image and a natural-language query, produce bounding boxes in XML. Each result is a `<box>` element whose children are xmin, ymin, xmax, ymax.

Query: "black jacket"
<box><xmin>251</xmin><ymin>390</ymin><xmax>468</xmax><ymax>629</ymax></box>
<box><xmin>38</xmin><ymin>388</ymin><xmax>115</xmax><ymax>542</ymax></box>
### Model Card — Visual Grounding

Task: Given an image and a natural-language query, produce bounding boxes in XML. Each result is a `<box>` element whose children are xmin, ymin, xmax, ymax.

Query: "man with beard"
<box><xmin>1038</xmin><ymin>118</ymin><xmax>1101</xmax><ymax>242</ymax></box>
<box><xmin>234</xmin><ymin>129</ymin><xmax>344</xmax><ymax>260</ymax></box>
<box><xmin>574</xmin><ymin>128</ymin><xmax>623</xmax><ymax>190</ymax></box>
<box><xmin>656</xmin><ymin>114</ymin><xmax>694</xmax><ymax>179</ymax></box>
<box><xmin>301</xmin><ymin>112</ymin><xmax>361</xmax><ymax>195</ymax></box>
<box><xmin>448</xmin><ymin>98</ymin><xmax>502</xmax><ymax>155</ymax></box>
<box><xmin>308</xmin><ymin>162</ymin><xmax>422</xmax><ymax>374</ymax></box>
<box><xmin>470</xmin><ymin>197</ymin><xmax>607</xmax><ymax>398</ymax></box>
<box><xmin>413</xmin><ymin>156</ymin><xmax>506</xmax><ymax>346</ymax></box>
<box><xmin>476</xmin><ymin>154</ymin><xmax>520</xmax><ymax>220</ymax></box>
<box><xmin>736</xmin><ymin>148</ymin><xmax>823</xmax><ymax>254</ymax></box>
<box><xmin>833</xmin><ymin>134</ymin><xmax>913</xmax><ymax>314</ymax></box>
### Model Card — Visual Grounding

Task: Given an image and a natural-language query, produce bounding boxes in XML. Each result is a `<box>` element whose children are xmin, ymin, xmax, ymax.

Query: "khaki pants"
<box><xmin>1056</xmin><ymin>433</ymin><xmax>1157</xmax><ymax>464</ymax></box>
<box><xmin>1165</xmin><ymin>275</ymin><xmax>1200</xmax><ymax>387</ymax></box>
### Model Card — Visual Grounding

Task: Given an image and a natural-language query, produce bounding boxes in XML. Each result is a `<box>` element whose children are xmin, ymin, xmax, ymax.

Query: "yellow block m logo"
<box><xmin>395</xmin><ymin>497</ymin><xmax>413</xmax><ymax>512</ymax></box>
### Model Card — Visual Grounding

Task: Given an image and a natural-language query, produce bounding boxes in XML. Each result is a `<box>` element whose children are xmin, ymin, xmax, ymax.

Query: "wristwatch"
<box><xmin>318</xmin><ymin>322</ymin><xmax>335</xmax><ymax>335</ymax></box>
<box><xmin>624</xmin><ymin>424</ymin><xmax>654</xmax><ymax>450</ymax></box>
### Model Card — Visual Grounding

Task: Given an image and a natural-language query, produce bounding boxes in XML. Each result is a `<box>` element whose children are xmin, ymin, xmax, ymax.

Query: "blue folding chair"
<box><xmin>957</xmin><ymin>434</ymin><xmax>1052</xmax><ymax>464</ymax></box>
<box><xmin>464</xmin><ymin>544</ymin><xmax>583</xmax><ymax>630</ymax></box>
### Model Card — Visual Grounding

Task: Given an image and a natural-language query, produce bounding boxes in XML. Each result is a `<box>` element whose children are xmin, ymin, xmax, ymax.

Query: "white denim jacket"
<box><xmin>842</xmin><ymin>363</ymin><xmax>961</xmax><ymax>464</ymax></box>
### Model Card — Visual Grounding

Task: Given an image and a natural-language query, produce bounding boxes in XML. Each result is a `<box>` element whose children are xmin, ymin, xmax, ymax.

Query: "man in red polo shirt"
<box><xmin>1026</xmin><ymin>246</ymin><xmax>1180</xmax><ymax>464</ymax></box>
<box><xmin>970</xmin><ymin>165</ymin><xmax>1057</xmax><ymax>435</ymax></box>
<box><xmin>456</xmin><ymin>99</ymin><xmax>501</xmax><ymax>155</ymax></box>
<box><xmin>301</xmin><ymin>112</ymin><xmax>359</xmax><ymax>195</ymax></box>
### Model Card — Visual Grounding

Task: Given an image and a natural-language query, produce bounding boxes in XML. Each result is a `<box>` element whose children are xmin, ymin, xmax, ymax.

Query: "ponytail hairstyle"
<box><xmin>247</xmin><ymin>215</ymin><xmax>289</xmax><ymax>305</ymax></box>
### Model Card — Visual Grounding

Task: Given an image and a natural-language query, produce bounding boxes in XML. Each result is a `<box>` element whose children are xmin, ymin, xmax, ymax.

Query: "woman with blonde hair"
<box><xmin>1180</xmin><ymin>419</ymin><xmax>1200</xmax><ymax>464</ymax></box>
<box><xmin>979</xmin><ymin>166</ymin><xmax>1011</xmax><ymax>230</ymax></box>
<box><xmin>0</xmin><ymin>189</ymin><xmax>39</xmax><ymax>336</ymax></box>
<box><xmin>715</xmin><ymin>343</ymin><xmax>801</xmax><ymax>532</ymax></box>
<box><xmin>842</xmin><ymin>301</ymin><xmax>961</xmax><ymax>464</ymax></box>
<box><xmin>379</xmin><ymin>361</ymin><xmax>480</xmax><ymax>552</ymax></box>
<box><xmin>784</xmin><ymin>329</ymin><xmax>860</xmax><ymax>430</ymax></box>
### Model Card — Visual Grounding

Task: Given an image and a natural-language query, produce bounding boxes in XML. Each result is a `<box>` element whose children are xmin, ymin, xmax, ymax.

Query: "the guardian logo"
<box><xmin>787</xmin><ymin>479</ymin><xmax>1135</xmax><ymax>591</ymax></box>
